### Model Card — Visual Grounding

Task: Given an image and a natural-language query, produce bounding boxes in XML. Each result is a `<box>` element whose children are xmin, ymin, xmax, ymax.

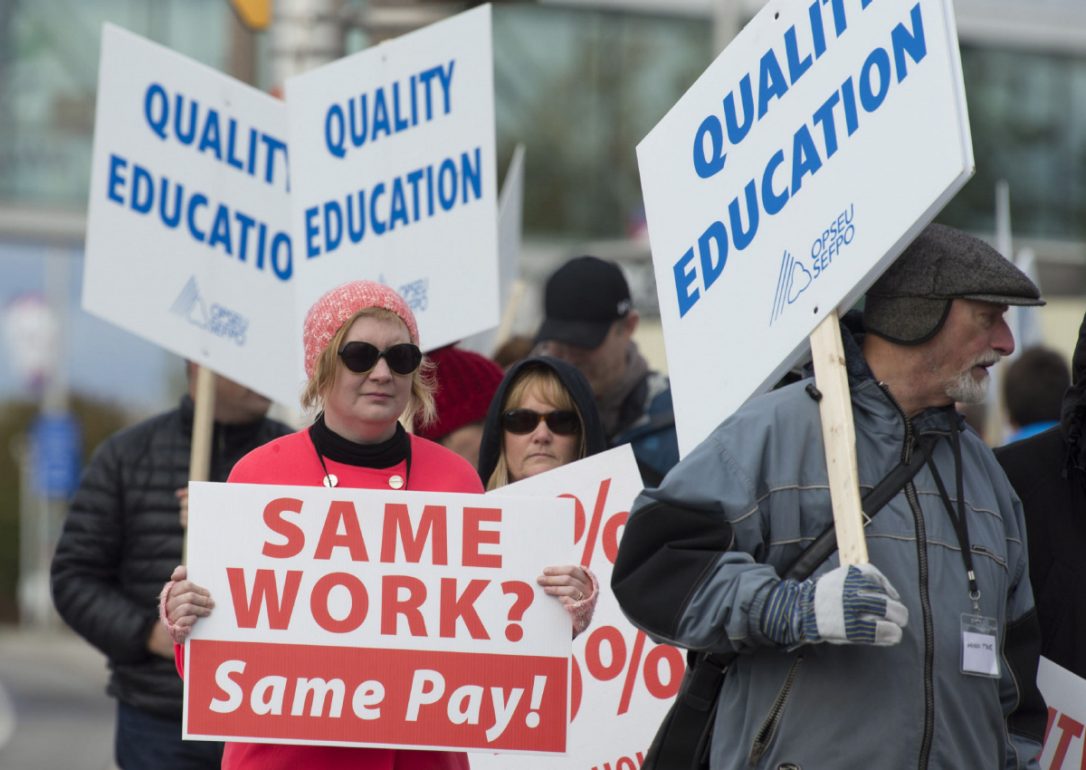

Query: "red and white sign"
<box><xmin>1039</xmin><ymin>657</ymin><xmax>1086</xmax><ymax>769</ymax></box>
<box><xmin>182</xmin><ymin>482</ymin><xmax>573</xmax><ymax>753</ymax></box>
<box><xmin>477</xmin><ymin>446</ymin><xmax>686</xmax><ymax>769</ymax></box>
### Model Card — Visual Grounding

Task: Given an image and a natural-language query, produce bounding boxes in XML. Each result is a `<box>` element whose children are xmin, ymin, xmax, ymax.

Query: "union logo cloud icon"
<box><xmin>770</xmin><ymin>251</ymin><xmax>812</xmax><ymax>325</ymax></box>
<box><xmin>788</xmin><ymin>261</ymin><xmax>812</xmax><ymax>302</ymax></box>
<box><xmin>170</xmin><ymin>275</ymin><xmax>208</xmax><ymax>329</ymax></box>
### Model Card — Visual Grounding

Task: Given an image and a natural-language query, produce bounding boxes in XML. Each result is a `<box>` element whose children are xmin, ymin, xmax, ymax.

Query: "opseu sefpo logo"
<box><xmin>170</xmin><ymin>276</ymin><xmax>250</xmax><ymax>346</ymax></box>
<box><xmin>770</xmin><ymin>204</ymin><xmax>856</xmax><ymax>325</ymax></box>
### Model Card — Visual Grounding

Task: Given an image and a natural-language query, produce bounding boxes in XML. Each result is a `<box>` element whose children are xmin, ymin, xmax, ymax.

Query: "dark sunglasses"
<box><xmin>501</xmin><ymin>408</ymin><xmax>580</xmax><ymax>436</ymax></box>
<box><xmin>338</xmin><ymin>341</ymin><xmax>422</xmax><ymax>375</ymax></box>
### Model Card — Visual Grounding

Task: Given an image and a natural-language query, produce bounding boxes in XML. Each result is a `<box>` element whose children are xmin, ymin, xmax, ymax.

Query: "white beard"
<box><xmin>945</xmin><ymin>352</ymin><xmax>1001</xmax><ymax>404</ymax></box>
<box><xmin>946</xmin><ymin>369</ymin><xmax>989</xmax><ymax>404</ymax></box>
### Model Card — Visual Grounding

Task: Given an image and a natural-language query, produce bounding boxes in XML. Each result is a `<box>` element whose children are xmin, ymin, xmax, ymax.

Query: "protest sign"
<box><xmin>182</xmin><ymin>481</ymin><xmax>572</xmax><ymax>753</ymax></box>
<box><xmin>476</xmin><ymin>446</ymin><xmax>685</xmax><ymax>769</ymax></box>
<box><xmin>84</xmin><ymin>24</ymin><xmax>301</xmax><ymax>406</ymax></box>
<box><xmin>1038</xmin><ymin>657</ymin><xmax>1086</xmax><ymax>769</ymax></box>
<box><xmin>462</xmin><ymin>143</ymin><xmax>526</xmax><ymax>356</ymax></box>
<box><xmin>637</xmin><ymin>0</ymin><xmax>974</xmax><ymax>454</ymax></box>
<box><xmin>285</xmin><ymin>4</ymin><xmax>499</xmax><ymax>352</ymax></box>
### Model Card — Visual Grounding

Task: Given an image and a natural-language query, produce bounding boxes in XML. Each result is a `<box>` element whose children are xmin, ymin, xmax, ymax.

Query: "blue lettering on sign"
<box><xmin>304</xmin><ymin>147</ymin><xmax>484</xmax><ymax>261</ymax></box>
<box><xmin>143</xmin><ymin>83</ymin><xmax>289</xmax><ymax>190</ymax></box>
<box><xmin>398</xmin><ymin>278</ymin><xmax>430</xmax><ymax>313</ymax></box>
<box><xmin>810</xmin><ymin>203</ymin><xmax>856</xmax><ymax>278</ymax></box>
<box><xmin>105</xmin><ymin>153</ymin><xmax>292</xmax><ymax>281</ymax></box>
<box><xmin>673</xmin><ymin>2</ymin><xmax>925</xmax><ymax>318</ymax></box>
<box><xmin>768</xmin><ymin>203</ymin><xmax>857</xmax><ymax>325</ymax></box>
<box><xmin>324</xmin><ymin>60</ymin><xmax>456</xmax><ymax>161</ymax></box>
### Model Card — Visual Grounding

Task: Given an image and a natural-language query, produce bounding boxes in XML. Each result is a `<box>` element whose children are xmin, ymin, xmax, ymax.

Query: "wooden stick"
<box><xmin>189</xmin><ymin>365</ymin><xmax>217</xmax><ymax>482</ymax></box>
<box><xmin>185</xmin><ymin>365</ymin><xmax>217</xmax><ymax>563</ymax></box>
<box><xmin>493</xmin><ymin>278</ymin><xmax>526</xmax><ymax>351</ymax></box>
<box><xmin>809</xmin><ymin>310</ymin><xmax>868</xmax><ymax>566</ymax></box>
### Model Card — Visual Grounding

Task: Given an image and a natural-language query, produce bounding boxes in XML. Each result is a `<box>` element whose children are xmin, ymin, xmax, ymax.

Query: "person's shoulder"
<box><xmin>409</xmin><ymin>434</ymin><xmax>484</xmax><ymax>493</ymax></box>
<box><xmin>93</xmin><ymin>405</ymin><xmax>184</xmax><ymax>459</ymax></box>
<box><xmin>683</xmin><ymin>379</ymin><xmax>814</xmax><ymax>464</ymax></box>
<box><xmin>229</xmin><ymin>430</ymin><xmax>307</xmax><ymax>482</ymax></box>
<box><xmin>643</xmin><ymin>371</ymin><xmax>674</xmax><ymax>414</ymax></box>
<box><xmin>257</xmin><ymin>416</ymin><xmax>295</xmax><ymax>440</ymax></box>
<box><xmin>994</xmin><ymin>424</ymin><xmax>1065</xmax><ymax>493</ymax></box>
<box><xmin>644</xmin><ymin>369</ymin><xmax>671</xmax><ymax>398</ymax></box>
<box><xmin>995</xmin><ymin>424</ymin><xmax>1064</xmax><ymax>463</ymax></box>
<box><xmin>734</xmin><ymin>377</ymin><xmax>814</xmax><ymax>425</ymax></box>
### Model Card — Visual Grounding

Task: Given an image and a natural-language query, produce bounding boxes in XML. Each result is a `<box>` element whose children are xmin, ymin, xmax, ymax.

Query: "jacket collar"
<box><xmin>841</xmin><ymin>310</ymin><xmax>963</xmax><ymax>440</ymax></box>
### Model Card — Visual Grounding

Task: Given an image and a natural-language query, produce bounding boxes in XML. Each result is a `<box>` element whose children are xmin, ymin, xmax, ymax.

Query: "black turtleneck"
<box><xmin>308</xmin><ymin>413</ymin><xmax>411</xmax><ymax>469</ymax></box>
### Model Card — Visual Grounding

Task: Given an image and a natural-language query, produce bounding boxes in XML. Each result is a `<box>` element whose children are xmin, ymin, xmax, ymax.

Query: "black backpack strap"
<box><xmin>784</xmin><ymin>432</ymin><xmax>938</xmax><ymax>581</ymax></box>
<box><xmin>642</xmin><ymin>432</ymin><xmax>939</xmax><ymax>770</ymax></box>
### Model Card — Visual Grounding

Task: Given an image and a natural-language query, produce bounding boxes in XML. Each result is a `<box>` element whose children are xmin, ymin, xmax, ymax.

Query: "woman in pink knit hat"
<box><xmin>159</xmin><ymin>280</ymin><xmax>483</xmax><ymax>770</ymax></box>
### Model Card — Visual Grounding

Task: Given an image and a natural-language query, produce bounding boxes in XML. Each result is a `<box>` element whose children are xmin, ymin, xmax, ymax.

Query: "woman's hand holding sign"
<box><xmin>161</xmin><ymin>564</ymin><xmax>215</xmax><ymax>645</ymax></box>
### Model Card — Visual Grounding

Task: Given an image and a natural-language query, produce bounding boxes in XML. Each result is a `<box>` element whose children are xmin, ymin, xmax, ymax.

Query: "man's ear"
<box><xmin>621</xmin><ymin>310</ymin><xmax>640</xmax><ymax>338</ymax></box>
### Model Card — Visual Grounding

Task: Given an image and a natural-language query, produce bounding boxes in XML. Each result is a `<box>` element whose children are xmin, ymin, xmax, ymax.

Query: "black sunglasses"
<box><xmin>501</xmin><ymin>408</ymin><xmax>580</xmax><ymax>436</ymax></box>
<box><xmin>338</xmin><ymin>341</ymin><xmax>422</xmax><ymax>375</ymax></box>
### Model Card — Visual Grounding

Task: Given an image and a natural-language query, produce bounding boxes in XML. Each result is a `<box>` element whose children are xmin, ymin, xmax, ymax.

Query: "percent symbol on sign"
<box><xmin>573</xmin><ymin>625</ymin><xmax>685</xmax><ymax>717</ymax></box>
<box><xmin>563</xmin><ymin>478</ymin><xmax>628</xmax><ymax>568</ymax></box>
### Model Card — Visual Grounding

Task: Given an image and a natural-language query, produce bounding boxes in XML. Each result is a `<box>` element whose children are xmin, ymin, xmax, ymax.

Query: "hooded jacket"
<box><xmin>477</xmin><ymin>356</ymin><xmax>608</xmax><ymax>486</ymax></box>
<box><xmin>613</xmin><ymin>319</ymin><xmax>1045</xmax><ymax>770</ymax></box>
<box><xmin>996</xmin><ymin>313</ymin><xmax>1086</xmax><ymax>678</ymax></box>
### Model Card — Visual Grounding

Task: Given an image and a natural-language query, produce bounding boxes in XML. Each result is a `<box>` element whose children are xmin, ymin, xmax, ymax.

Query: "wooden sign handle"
<box><xmin>189</xmin><ymin>365</ymin><xmax>216</xmax><ymax>483</ymax></box>
<box><xmin>809</xmin><ymin>310</ymin><xmax>868</xmax><ymax>566</ymax></box>
<box><xmin>185</xmin><ymin>365</ymin><xmax>217</xmax><ymax>563</ymax></box>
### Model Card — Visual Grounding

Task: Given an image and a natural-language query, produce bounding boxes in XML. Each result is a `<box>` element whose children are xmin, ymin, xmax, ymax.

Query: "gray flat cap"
<box><xmin>864</xmin><ymin>223</ymin><xmax>1044</xmax><ymax>345</ymax></box>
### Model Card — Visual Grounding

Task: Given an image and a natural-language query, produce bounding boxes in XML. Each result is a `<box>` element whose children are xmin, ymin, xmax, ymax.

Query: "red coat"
<box><xmin>178</xmin><ymin>428</ymin><xmax>482</xmax><ymax>770</ymax></box>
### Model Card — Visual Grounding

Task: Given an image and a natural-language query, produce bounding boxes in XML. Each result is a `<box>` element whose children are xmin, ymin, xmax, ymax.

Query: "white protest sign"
<box><xmin>286</xmin><ymin>4</ymin><xmax>499</xmax><ymax>351</ymax></box>
<box><xmin>462</xmin><ymin>143</ymin><xmax>526</xmax><ymax>357</ymax></box>
<box><xmin>1038</xmin><ymin>657</ymin><xmax>1086</xmax><ymax>768</ymax></box>
<box><xmin>637</xmin><ymin>0</ymin><xmax>973</xmax><ymax>454</ymax></box>
<box><xmin>476</xmin><ymin>446</ymin><xmax>686</xmax><ymax>769</ymax></box>
<box><xmin>84</xmin><ymin>24</ymin><xmax>301</xmax><ymax>406</ymax></box>
<box><xmin>183</xmin><ymin>481</ymin><xmax>572</xmax><ymax>753</ymax></box>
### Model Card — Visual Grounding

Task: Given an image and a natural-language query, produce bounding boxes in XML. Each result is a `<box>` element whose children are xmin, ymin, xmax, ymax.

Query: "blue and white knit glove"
<box><xmin>760</xmin><ymin>563</ymin><xmax>908</xmax><ymax>647</ymax></box>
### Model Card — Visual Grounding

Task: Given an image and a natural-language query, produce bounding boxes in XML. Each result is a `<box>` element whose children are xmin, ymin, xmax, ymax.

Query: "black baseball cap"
<box><xmin>536</xmin><ymin>256</ymin><xmax>632</xmax><ymax>350</ymax></box>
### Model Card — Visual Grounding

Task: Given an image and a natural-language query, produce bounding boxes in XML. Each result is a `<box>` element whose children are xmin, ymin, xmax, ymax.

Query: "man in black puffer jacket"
<box><xmin>51</xmin><ymin>362</ymin><xmax>291</xmax><ymax>770</ymax></box>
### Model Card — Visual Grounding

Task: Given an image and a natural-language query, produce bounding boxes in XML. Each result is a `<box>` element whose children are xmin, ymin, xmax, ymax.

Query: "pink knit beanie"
<box><xmin>415</xmin><ymin>345</ymin><xmax>505</xmax><ymax>441</ymax></box>
<box><xmin>303</xmin><ymin>281</ymin><xmax>420</xmax><ymax>378</ymax></box>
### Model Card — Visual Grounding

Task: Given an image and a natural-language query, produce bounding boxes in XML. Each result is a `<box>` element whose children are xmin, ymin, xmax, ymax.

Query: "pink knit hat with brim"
<box><xmin>303</xmin><ymin>280</ymin><xmax>420</xmax><ymax>378</ymax></box>
<box><xmin>415</xmin><ymin>345</ymin><xmax>505</xmax><ymax>441</ymax></box>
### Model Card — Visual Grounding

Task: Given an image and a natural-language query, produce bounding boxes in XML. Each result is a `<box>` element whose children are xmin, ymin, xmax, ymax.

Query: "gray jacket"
<box><xmin>613</xmin><ymin>325</ymin><xmax>1045</xmax><ymax>770</ymax></box>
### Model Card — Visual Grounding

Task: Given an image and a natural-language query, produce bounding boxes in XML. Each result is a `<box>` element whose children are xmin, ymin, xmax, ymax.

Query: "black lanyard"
<box><xmin>924</xmin><ymin>428</ymin><xmax>980</xmax><ymax>608</ymax></box>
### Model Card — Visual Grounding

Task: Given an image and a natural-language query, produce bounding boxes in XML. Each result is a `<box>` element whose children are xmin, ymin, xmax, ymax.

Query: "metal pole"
<box><xmin>711</xmin><ymin>0</ymin><xmax>743</xmax><ymax>55</ymax></box>
<box><xmin>271</xmin><ymin>0</ymin><xmax>345</xmax><ymax>89</ymax></box>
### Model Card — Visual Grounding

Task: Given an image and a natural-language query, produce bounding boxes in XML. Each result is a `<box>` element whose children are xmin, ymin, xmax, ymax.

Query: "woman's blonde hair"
<box><xmin>485</xmin><ymin>365</ymin><xmax>585</xmax><ymax>490</ymax></box>
<box><xmin>301</xmin><ymin>308</ymin><xmax>437</xmax><ymax>428</ymax></box>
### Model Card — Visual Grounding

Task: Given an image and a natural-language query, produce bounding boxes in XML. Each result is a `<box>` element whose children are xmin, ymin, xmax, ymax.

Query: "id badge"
<box><xmin>961</xmin><ymin>613</ymin><xmax>1000</xmax><ymax>678</ymax></box>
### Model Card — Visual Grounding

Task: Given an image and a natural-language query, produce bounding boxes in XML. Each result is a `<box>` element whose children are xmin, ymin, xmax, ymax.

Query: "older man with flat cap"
<box><xmin>613</xmin><ymin>223</ymin><xmax>1047</xmax><ymax>770</ymax></box>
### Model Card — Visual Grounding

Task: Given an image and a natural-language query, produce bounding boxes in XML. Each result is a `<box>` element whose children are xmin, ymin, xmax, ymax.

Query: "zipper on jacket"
<box><xmin>878</xmin><ymin>383</ymin><xmax>935</xmax><ymax>770</ymax></box>
<box><xmin>748</xmin><ymin>654</ymin><xmax>804</xmax><ymax>766</ymax></box>
<box><xmin>905</xmin><ymin>479</ymin><xmax>935</xmax><ymax>770</ymax></box>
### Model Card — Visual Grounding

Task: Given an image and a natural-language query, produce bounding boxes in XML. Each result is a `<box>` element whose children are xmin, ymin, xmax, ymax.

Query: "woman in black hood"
<box><xmin>478</xmin><ymin>356</ymin><xmax>607</xmax><ymax>637</ymax></box>
<box><xmin>478</xmin><ymin>356</ymin><xmax>607</xmax><ymax>488</ymax></box>
<box><xmin>995</xmin><ymin>312</ymin><xmax>1086</xmax><ymax>679</ymax></box>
